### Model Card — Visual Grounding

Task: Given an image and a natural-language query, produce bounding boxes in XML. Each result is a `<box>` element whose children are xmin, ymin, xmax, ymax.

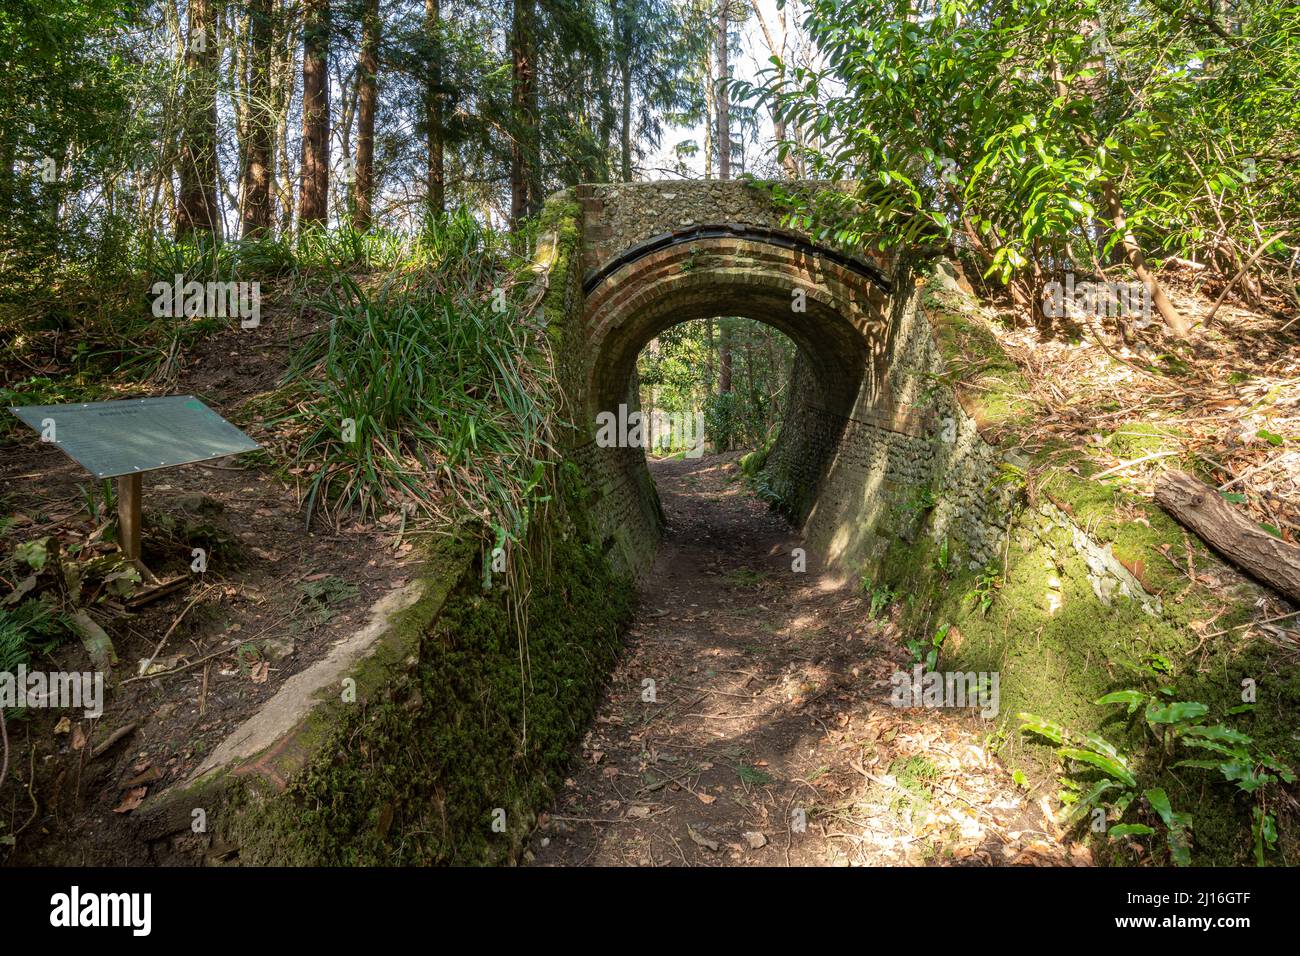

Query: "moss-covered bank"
<box><xmin>222</xmin><ymin>468</ymin><xmax>634</xmax><ymax>865</ymax></box>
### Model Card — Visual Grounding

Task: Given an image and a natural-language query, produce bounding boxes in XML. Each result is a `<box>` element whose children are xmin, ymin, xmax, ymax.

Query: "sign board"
<box><xmin>8</xmin><ymin>395</ymin><xmax>260</xmax><ymax>479</ymax></box>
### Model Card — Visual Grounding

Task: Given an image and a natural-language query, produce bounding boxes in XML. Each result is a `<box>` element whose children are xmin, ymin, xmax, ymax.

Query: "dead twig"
<box><xmin>90</xmin><ymin>722</ymin><xmax>137</xmax><ymax>761</ymax></box>
<box><xmin>121</xmin><ymin>638</ymin><xmax>243</xmax><ymax>685</ymax></box>
<box><xmin>135</xmin><ymin>583</ymin><xmax>219</xmax><ymax>677</ymax></box>
<box><xmin>1091</xmin><ymin>450</ymin><xmax>1180</xmax><ymax>480</ymax></box>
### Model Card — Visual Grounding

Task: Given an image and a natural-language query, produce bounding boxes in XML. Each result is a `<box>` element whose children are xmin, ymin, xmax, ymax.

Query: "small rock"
<box><xmin>743</xmin><ymin>831</ymin><xmax>768</xmax><ymax>849</ymax></box>
<box><xmin>261</xmin><ymin>636</ymin><xmax>296</xmax><ymax>662</ymax></box>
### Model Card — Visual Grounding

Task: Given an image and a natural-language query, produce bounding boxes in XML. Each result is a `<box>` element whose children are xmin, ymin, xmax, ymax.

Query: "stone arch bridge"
<box><xmin>535</xmin><ymin>179</ymin><xmax>1018</xmax><ymax>579</ymax></box>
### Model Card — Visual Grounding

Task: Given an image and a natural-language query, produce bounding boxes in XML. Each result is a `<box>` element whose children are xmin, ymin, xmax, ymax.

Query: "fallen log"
<box><xmin>1154</xmin><ymin>469</ymin><xmax>1300</xmax><ymax>605</ymax></box>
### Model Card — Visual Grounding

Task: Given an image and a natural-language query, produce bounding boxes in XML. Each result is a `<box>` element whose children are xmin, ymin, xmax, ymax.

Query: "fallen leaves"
<box><xmin>112</xmin><ymin>787</ymin><xmax>147</xmax><ymax>814</ymax></box>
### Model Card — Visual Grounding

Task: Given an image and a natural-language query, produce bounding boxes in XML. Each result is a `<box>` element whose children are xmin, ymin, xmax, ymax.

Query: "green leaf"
<box><xmin>14</xmin><ymin>538</ymin><xmax>49</xmax><ymax>572</ymax></box>
<box><xmin>1109</xmin><ymin>823</ymin><xmax>1155</xmax><ymax>838</ymax></box>
<box><xmin>1143</xmin><ymin>788</ymin><xmax>1177</xmax><ymax>825</ymax></box>
<box><xmin>1059</xmin><ymin>748</ymin><xmax>1137</xmax><ymax>787</ymax></box>
<box><xmin>1166</xmin><ymin>827</ymin><xmax>1192</xmax><ymax>866</ymax></box>
<box><xmin>1096</xmin><ymin>690</ymin><xmax>1144</xmax><ymax>714</ymax></box>
<box><xmin>1176</xmin><ymin>759</ymin><xmax>1229</xmax><ymax>771</ymax></box>
<box><xmin>1145</xmin><ymin>700</ymin><xmax>1209</xmax><ymax>725</ymax></box>
<box><xmin>1144</xmin><ymin>788</ymin><xmax>1192</xmax><ymax>866</ymax></box>
<box><xmin>1180</xmin><ymin>724</ymin><xmax>1253</xmax><ymax>746</ymax></box>
<box><xmin>1018</xmin><ymin>713</ymin><xmax>1065</xmax><ymax>744</ymax></box>
<box><xmin>1060</xmin><ymin>779</ymin><xmax>1122</xmax><ymax>828</ymax></box>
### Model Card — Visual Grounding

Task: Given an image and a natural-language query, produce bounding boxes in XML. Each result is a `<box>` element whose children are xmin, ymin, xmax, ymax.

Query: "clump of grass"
<box><xmin>887</xmin><ymin>754</ymin><xmax>940</xmax><ymax>817</ymax></box>
<box><xmin>296</xmin><ymin>575</ymin><xmax>360</xmax><ymax>627</ymax></box>
<box><xmin>727</xmin><ymin>568</ymin><xmax>763</xmax><ymax>589</ymax></box>
<box><xmin>737</xmin><ymin>763</ymin><xmax>775</xmax><ymax>786</ymax></box>
<box><xmin>276</xmin><ymin>211</ymin><xmax>557</xmax><ymax>543</ymax></box>
<box><xmin>0</xmin><ymin>599</ymin><xmax>72</xmax><ymax>676</ymax></box>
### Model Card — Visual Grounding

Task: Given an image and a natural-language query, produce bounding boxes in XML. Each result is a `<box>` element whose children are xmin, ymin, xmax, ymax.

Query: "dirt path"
<box><xmin>528</xmin><ymin>453</ymin><xmax>1081</xmax><ymax>867</ymax></box>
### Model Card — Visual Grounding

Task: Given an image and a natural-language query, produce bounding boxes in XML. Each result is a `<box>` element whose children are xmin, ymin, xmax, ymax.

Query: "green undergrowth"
<box><xmin>863</xmin><ymin>493</ymin><xmax>1298</xmax><ymax>865</ymax></box>
<box><xmin>271</xmin><ymin>210</ymin><xmax>556</xmax><ymax>538</ymax></box>
<box><xmin>532</xmin><ymin>194</ymin><xmax>586</xmax><ymax>439</ymax></box>
<box><xmin>227</xmin><ymin>471</ymin><xmax>635</xmax><ymax>865</ymax></box>
<box><xmin>854</xmin><ymin>290</ymin><xmax>1300</xmax><ymax>864</ymax></box>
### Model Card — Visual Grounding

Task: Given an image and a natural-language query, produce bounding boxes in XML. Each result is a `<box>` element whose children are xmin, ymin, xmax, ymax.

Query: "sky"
<box><xmin>642</xmin><ymin>0</ymin><xmax>804</xmax><ymax>180</ymax></box>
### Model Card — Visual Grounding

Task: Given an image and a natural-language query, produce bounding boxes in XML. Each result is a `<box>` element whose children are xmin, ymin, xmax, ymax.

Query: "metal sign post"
<box><xmin>9</xmin><ymin>395</ymin><xmax>261</xmax><ymax>599</ymax></box>
<box><xmin>117</xmin><ymin>473</ymin><xmax>144</xmax><ymax>561</ymax></box>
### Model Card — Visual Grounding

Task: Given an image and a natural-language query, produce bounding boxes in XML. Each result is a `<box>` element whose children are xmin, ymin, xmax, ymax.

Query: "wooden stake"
<box><xmin>117</xmin><ymin>472</ymin><xmax>142</xmax><ymax>561</ymax></box>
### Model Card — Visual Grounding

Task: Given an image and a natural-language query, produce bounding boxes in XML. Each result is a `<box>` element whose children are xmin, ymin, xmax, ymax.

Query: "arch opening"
<box><xmin>577</xmin><ymin>231</ymin><xmax>896</xmax><ymax>561</ymax></box>
<box><xmin>633</xmin><ymin>315</ymin><xmax>800</xmax><ymax>459</ymax></box>
<box><xmin>584</xmin><ymin>233</ymin><xmax>892</xmax><ymax>430</ymax></box>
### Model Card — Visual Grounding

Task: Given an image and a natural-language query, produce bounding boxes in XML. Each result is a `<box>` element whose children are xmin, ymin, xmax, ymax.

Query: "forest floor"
<box><xmin>527</xmin><ymin>453</ymin><xmax>1084</xmax><ymax>867</ymax></box>
<box><xmin>0</xmin><ymin>294</ymin><xmax>416</xmax><ymax>864</ymax></box>
<box><xmin>982</xmin><ymin>266</ymin><xmax>1300</xmax><ymax>543</ymax></box>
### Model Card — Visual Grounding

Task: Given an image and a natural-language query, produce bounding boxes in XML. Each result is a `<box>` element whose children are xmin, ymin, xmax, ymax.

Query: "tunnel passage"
<box><xmin>583</xmin><ymin>228</ymin><xmax>892</xmax><ymax>422</ymax></box>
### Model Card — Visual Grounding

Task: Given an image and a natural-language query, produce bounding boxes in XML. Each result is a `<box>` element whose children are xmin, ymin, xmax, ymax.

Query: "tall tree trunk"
<box><xmin>715</xmin><ymin>2</ymin><xmax>733</xmax><ymax>396</ymax></box>
<box><xmin>425</xmin><ymin>0</ymin><xmax>444</xmax><ymax>216</ymax></box>
<box><xmin>241</xmin><ymin>0</ymin><xmax>275</xmax><ymax>237</ymax></box>
<box><xmin>619</xmin><ymin>59</ymin><xmax>632</xmax><ymax>182</ymax></box>
<box><xmin>605</xmin><ymin>0</ymin><xmax>631</xmax><ymax>183</ymax></box>
<box><xmin>719</xmin><ymin>321</ymin><xmax>733</xmax><ymax>394</ymax></box>
<box><xmin>353</xmin><ymin>0</ymin><xmax>379</xmax><ymax>230</ymax></box>
<box><xmin>703</xmin><ymin>54</ymin><xmax>713</xmax><ymax>180</ymax></box>
<box><xmin>176</xmin><ymin>0</ymin><xmax>220</xmax><ymax>238</ymax></box>
<box><xmin>715</xmin><ymin>0</ymin><xmax>730</xmax><ymax>181</ymax></box>
<box><xmin>297</xmin><ymin>0</ymin><xmax>330</xmax><ymax>229</ymax></box>
<box><xmin>273</xmin><ymin>1</ymin><xmax>298</xmax><ymax>234</ymax></box>
<box><xmin>0</xmin><ymin>132</ymin><xmax>15</xmax><ymax>221</ymax></box>
<box><xmin>705</xmin><ymin>317</ymin><xmax>715</xmax><ymax>393</ymax></box>
<box><xmin>510</xmin><ymin>0</ymin><xmax>539</xmax><ymax>227</ymax></box>
<box><xmin>748</xmin><ymin>0</ymin><xmax>798</xmax><ymax>178</ymax></box>
<box><xmin>613</xmin><ymin>0</ymin><xmax>632</xmax><ymax>182</ymax></box>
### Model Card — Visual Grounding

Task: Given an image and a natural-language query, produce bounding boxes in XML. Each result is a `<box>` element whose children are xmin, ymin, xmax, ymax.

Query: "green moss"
<box><xmin>1103</xmin><ymin>422</ymin><xmax>1186</xmax><ymax>460</ymax></box>
<box><xmin>534</xmin><ymin>194</ymin><xmax>583</xmax><ymax>346</ymax></box>
<box><xmin>921</xmin><ymin>279</ymin><xmax>1035</xmax><ymax>442</ymax></box>
<box><xmin>869</xmin><ymin>487</ymin><xmax>1299</xmax><ymax>865</ymax></box>
<box><xmin>226</xmin><ymin>470</ymin><xmax>635</xmax><ymax>865</ymax></box>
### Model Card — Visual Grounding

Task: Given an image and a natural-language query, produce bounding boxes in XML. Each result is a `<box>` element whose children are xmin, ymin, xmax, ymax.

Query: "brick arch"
<box><xmin>583</xmin><ymin>234</ymin><xmax>892</xmax><ymax>423</ymax></box>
